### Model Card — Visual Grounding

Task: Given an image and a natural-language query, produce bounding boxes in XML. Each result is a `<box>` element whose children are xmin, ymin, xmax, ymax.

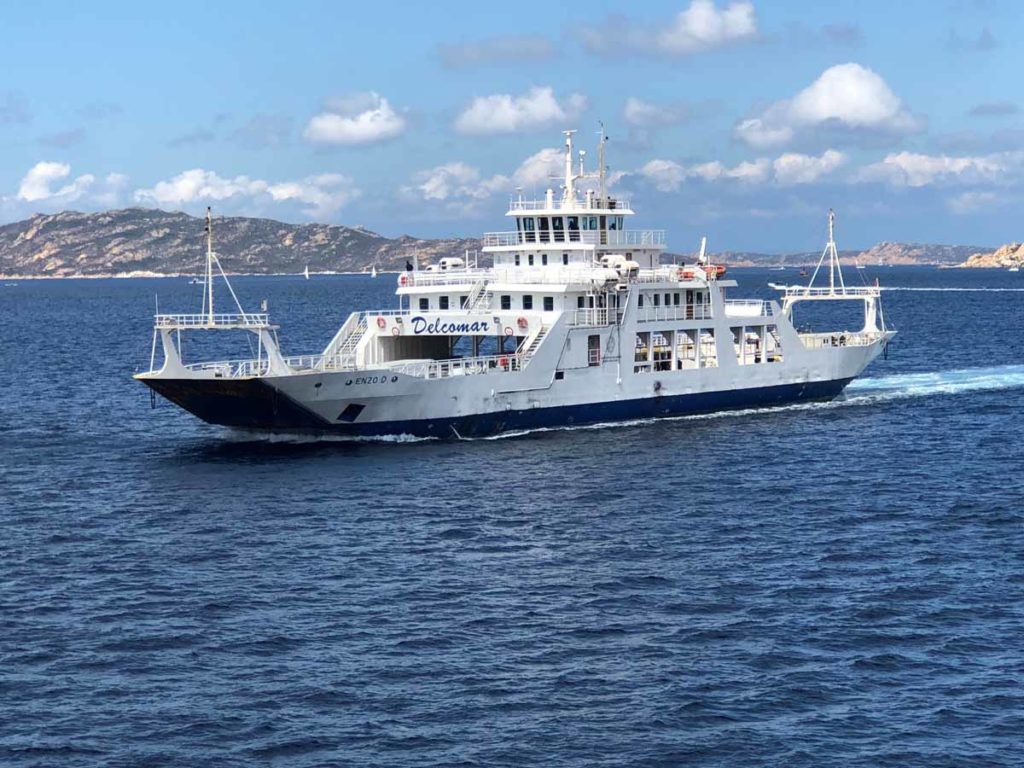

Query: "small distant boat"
<box><xmin>371</xmin><ymin>265</ymin><xmax>378</xmax><ymax>278</ymax></box>
<box><xmin>189</xmin><ymin>277</ymin><xmax>204</xmax><ymax>285</ymax></box>
<box><xmin>799</xmin><ymin>268</ymin><xmax>809</xmax><ymax>277</ymax></box>
<box><xmin>1010</xmin><ymin>266</ymin><xmax>1020</xmax><ymax>272</ymax></box>
<box><xmin>303</xmin><ymin>265</ymin><xmax>310</xmax><ymax>280</ymax></box>
<box><xmin>856</xmin><ymin>263</ymin><xmax>866</xmax><ymax>270</ymax></box>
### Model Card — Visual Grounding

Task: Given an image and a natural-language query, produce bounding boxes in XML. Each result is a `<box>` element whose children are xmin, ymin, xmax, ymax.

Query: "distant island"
<box><xmin>0</xmin><ymin>208</ymin><xmax>996</xmax><ymax>278</ymax></box>
<box><xmin>957</xmin><ymin>243</ymin><xmax>1024</xmax><ymax>269</ymax></box>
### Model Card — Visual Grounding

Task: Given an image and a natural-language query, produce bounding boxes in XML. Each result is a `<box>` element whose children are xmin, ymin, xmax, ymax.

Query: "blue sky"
<box><xmin>1</xmin><ymin>0</ymin><xmax>1021</xmax><ymax>251</ymax></box>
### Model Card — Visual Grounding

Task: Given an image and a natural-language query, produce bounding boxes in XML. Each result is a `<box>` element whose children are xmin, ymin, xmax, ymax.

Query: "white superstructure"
<box><xmin>136</xmin><ymin>131</ymin><xmax>894</xmax><ymax>439</ymax></box>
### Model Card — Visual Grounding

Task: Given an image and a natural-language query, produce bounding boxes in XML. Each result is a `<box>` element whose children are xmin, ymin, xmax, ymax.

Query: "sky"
<box><xmin>1</xmin><ymin>0</ymin><xmax>1021</xmax><ymax>252</ymax></box>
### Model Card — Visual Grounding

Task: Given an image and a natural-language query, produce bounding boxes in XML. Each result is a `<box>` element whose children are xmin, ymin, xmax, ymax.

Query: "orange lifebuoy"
<box><xmin>399</xmin><ymin>274</ymin><xmax>408</xmax><ymax>286</ymax></box>
<box><xmin>517</xmin><ymin>316</ymin><xmax>528</xmax><ymax>330</ymax></box>
<box><xmin>681</xmin><ymin>269</ymin><xmax>695</xmax><ymax>280</ymax></box>
<box><xmin>499</xmin><ymin>356</ymin><xmax>509</xmax><ymax>369</ymax></box>
<box><xmin>376</xmin><ymin>317</ymin><xmax>386</xmax><ymax>329</ymax></box>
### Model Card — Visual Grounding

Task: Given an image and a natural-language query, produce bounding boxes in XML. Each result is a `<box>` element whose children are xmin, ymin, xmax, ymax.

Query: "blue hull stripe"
<box><xmin>146</xmin><ymin>376</ymin><xmax>854</xmax><ymax>439</ymax></box>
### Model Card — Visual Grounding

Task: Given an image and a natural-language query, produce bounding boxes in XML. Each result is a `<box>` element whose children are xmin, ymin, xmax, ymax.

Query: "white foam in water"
<box><xmin>881</xmin><ymin>286</ymin><xmax>1024</xmax><ymax>293</ymax></box>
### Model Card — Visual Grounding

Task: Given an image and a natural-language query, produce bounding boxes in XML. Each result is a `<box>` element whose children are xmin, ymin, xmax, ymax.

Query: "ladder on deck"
<box><xmin>327</xmin><ymin>316</ymin><xmax>367</xmax><ymax>369</ymax></box>
<box><xmin>518</xmin><ymin>325</ymin><xmax>548</xmax><ymax>364</ymax></box>
<box><xmin>466</xmin><ymin>281</ymin><xmax>492</xmax><ymax>311</ymax></box>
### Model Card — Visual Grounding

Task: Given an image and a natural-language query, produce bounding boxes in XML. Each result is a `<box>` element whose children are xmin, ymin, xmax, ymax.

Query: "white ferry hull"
<box><xmin>143</xmin><ymin>338</ymin><xmax>884</xmax><ymax>439</ymax></box>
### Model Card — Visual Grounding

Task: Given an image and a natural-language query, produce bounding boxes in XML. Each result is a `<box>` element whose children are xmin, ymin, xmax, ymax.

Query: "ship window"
<box><xmin>528</xmin><ymin>254</ymin><xmax>535</xmax><ymax>266</ymax></box>
<box><xmin>588</xmin><ymin>334</ymin><xmax>601</xmax><ymax>366</ymax></box>
<box><xmin>523</xmin><ymin>217</ymin><xmax>536</xmax><ymax>243</ymax></box>
<box><xmin>552</xmin><ymin>216</ymin><xmax>564</xmax><ymax>242</ymax></box>
<box><xmin>543</xmin><ymin>296</ymin><xmax>554</xmax><ymax>311</ymax></box>
<box><xmin>653</xmin><ymin>293</ymin><xmax>660</xmax><ymax>307</ymax></box>
<box><xmin>542</xmin><ymin>254</ymin><xmax>548</xmax><ymax>265</ymax></box>
<box><xmin>419</xmin><ymin>298</ymin><xmax>429</xmax><ymax>310</ymax></box>
<box><xmin>514</xmin><ymin>254</ymin><xmax>520</xmax><ymax>266</ymax></box>
<box><xmin>523</xmin><ymin>295</ymin><xmax>533</xmax><ymax>310</ymax></box>
<box><xmin>577</xmin><ymin>296</ymin><xmax>585</xmax><ymax>308</ymax></box>
<box><xmin>567</xmin><ymin>216</ymin><xmax>579</xmax><ymax>241</ymax></box>
<box><xmin>638</xmin><ymin>294</ymin><xmax>644</xmax><ymax>308</ymax></box>
<box><xmin>608</xmin><ymin>216</ymin><xmax>618</xmax><ymax>231</ymax></box>
<box><xmin>665</xmin><ymin>293</ymin><xmax>671</xmax><ymax>306</ymax></box>
<box><xmin>555</xmin><ymin>370</ymin><xmax>565</xmax><ymax>380</ymax></box>
<box><xmin>460</xmin><ymin>295</ymin><xmax>469</xmax><ymax>308</ymax></box>
<box><xmin>562</xmin><ymin>253</ymin><xmax>569</xmax><ymax>265</ymax></box>
<box><xmin>538</xmin><ymin>217</ymin><xmax>550</xmax><ymax>243</ymax></box>
<box><xmin>673</xmin><ymin>293</ymin><xmax>680</xmax><ymax>306</ymax></box>
<box><xmin>439</xmin><ymin>296</ymin><xmax>449</xmax><ymax>310</ymax></box>
<box><xmin>500</xmin><ymin>295</ymin><xmax>511</xmax><ymax>310</ymax></box>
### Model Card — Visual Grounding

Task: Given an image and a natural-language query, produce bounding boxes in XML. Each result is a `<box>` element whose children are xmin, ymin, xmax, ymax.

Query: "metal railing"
<box><xmin>184</xmin><ymin>358</ymin><xmax>270</xmax><ymax>377</ymax></box>
<box><xmin>483</xmin><ymin>229</ymin><xmax>665</xmax><ymax>247</ymax></box>
<box><xmin>508</xmin><ymin>197</ymin><xmax>631</xmax><ymax>212</ymax></box>
<box><xmin>384</xmin><ymin>353</ymin><xmax>523</xmax><ymax>379</ymax></box>
<box><xmin>568</xmin><ymin>308</ymin><xmax>622</xmax><ymax>326</ymax></box>
<box><xmin>155</xmin><ymin>312</ymin><xmax>270</xmax><ymax>329</ymax></box>
<box><xmin>800</xmin><ymin>331</ymin><xmax>882</xmax><ymax>349</ymax></box>
<box><xmin>635</xmin><ymin>305</ymin><xmax>713</xmax><ymax>322</ymax></box>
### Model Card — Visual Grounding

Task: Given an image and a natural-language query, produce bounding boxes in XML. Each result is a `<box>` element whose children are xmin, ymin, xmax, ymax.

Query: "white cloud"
<box><xmin>623</xmin><ymin>97</ymin><xmax>688</xmax><ymax>127</ymax></box>
<box><xmin>511</xmin><ymin>148</ymin><xmax>564</xmax><ymax>188</ymax></box>
<box><xmin>17</xmin><ymin>161</ymin><xmax>94</xmax><ymax>202</ymax></box>
<box><xmin>454</xmin><ymin>87</ymin><xmax>587</xmax><ymax>135</ymax></box>
<box><xmin>581</xmin><ymin>1</ymin><xmax>758</xmax><ymax>57</ymax></box>
<box><xmin>735</xmin><ymin>63</ymin><xmax>920</xmax><ymax>148</ymax></box>
<box><xmin>857</xmin><ymin>151</ymin><xmax>1023</xmax><ymax>187</ymax></box>
<box><xmin>638</xmin><ymin>150</ymin><xmax>845</xmax><ymax>190</ymax></box>
<box><xmin>772</xmin><ymin>149</ymin><xmax>847</xmax><ymax>185</ymax></box>
<box><xmin>639</xmin><ymin>159</ymin><xmax>688</xmax><ymax>192</ymax></box>
<box><xmin>303</xmin><ymin>92</ymin><xmax>406</xmax><ymax>145</ymax></box>
<box><xmin>134</xmin><ymin>169</ymin><xmax>360</xmax><ymax>218</ymax></box>
<box><xmin>408</xmin><ymin>162</ymin><xmax>509</xmax><ymax>203</ymax></box>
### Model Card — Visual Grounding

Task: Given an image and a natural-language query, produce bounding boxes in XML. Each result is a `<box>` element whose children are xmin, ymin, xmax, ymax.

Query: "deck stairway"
<box><xmin>323</xmin><ymin>315</ymin><xmax>367</xmax><ymax>369</ymax></box>
<box><xmin>518</xmin><ymin>325</ymin><xmax>548</xmax><ymax>366</ymax></box>
<box><xmin>466</xmin><ymin>281</ymin><xmax>492</xmax><ymax>312</ymax></box>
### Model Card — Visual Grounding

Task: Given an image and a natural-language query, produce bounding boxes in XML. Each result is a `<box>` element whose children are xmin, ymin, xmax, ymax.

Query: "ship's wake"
<box><xmin>482</xmin><ymin>364</ymin><xmax>1024</xmax><ymax>440</ymax></box>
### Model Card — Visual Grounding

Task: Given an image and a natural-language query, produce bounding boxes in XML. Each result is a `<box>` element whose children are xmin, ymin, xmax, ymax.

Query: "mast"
<box><xmin>597</xmin><ymin>122</ymin><xmax>607</xmax><ymax>201</ymax></box>
<box><xmin>205</xmin><ymin>206</ymin><xmax>214</xmax><ymax>323</ymax></box>
<box><xmin>562</xmin><ymin>129</ymin><xmax>577</xmax><ymax>203</ymax></box>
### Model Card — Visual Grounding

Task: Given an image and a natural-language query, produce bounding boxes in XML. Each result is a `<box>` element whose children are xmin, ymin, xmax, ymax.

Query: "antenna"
<box><xmin>205</xmin><ymin>206</ymin><xmax>214</xmax><ymax>323</ymax></box>
<box><xmin>597</xmin><ymin>121</ymin><xmax>608</xmax><ymax>201</ymax></box>
<box><xmin>806</xmin><ymin>208</ymin><xmax>847</xmax><ymax>295</ymax></box>
<box><xmin>562</xmin><ymin>129</ymin><xmax>577</xmax><ymax>203</ymax></box>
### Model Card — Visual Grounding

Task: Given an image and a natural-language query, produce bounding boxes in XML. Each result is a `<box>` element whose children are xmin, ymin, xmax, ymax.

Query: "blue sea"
<box><xmin>2</xmin><ymin>267</ymin><xmax>1023</xmax><ymax>767</ymax></box>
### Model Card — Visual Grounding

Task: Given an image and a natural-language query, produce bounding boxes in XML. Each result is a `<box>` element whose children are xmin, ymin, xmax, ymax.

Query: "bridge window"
<box><xmin>552</xmin><ymin>216</ymin><xmax>564</xmax><ymax>242</ymax></box>
<box><xmin>500</xmin><ymin>295</ymin><xmax>511</xmax><ymax>310</ymax></box>
<box><xmin>567</xmin><ymin>216</ymin><xmax>580</xmax><ymax>241</ymax></box>
<box><xmin>523</xmin><ymin>295</ymin><xmax>533</xmax><ymax>310</ymax></box>
<box><xmin>538</xmin><ymin>217</ymin><xmax>550</xmax><ymax>243</ymax></box>
<box><xmin>543</xmin><ymin>296</ymin><xmax>554</xmax><ymax>311</ymax></box>
<box><xmin>522</xmin><ymin>217</ymin><xmax>536</xmax><ymax>243</ymax></box>
<box><xmin>419</xmin><ymin>298</ymin><xmax>429</xmax><ymax>310</ymax></box>
<box><xmin>439</xmin><ymin>296</ymin><xmax>449</xmax><ymax>310</ymax></box>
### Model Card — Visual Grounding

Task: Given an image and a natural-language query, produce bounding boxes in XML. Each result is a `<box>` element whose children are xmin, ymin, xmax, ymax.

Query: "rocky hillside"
<box><xmin>958</xmin><ymin>242</ymin><xmax>1024</xmax><ymax>268</ymax></box>
<box><xmin>0</xmin><ymin>208</ymin><xmax>995</xmax><ymax>276</ymax></box>
<box><xmin>854</xmin><ymin>242</ymin><xmax>987</xmax><ymax>267</ymax></box>
<box><xmin>0</xmin><ymin>208</ymin><xmax>477</xmax><ymax>277</ymax></box>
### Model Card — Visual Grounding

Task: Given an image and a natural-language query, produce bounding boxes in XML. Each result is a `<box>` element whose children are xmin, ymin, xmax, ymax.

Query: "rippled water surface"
<box><xmin>2</xmin><ymin>268</ymin><xmax>1024</xmax><ymax>766</ymax></box>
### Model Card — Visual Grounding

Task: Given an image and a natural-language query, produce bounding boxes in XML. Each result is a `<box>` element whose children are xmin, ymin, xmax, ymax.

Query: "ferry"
<box><xmin>135</xmin><ymin>130</ymin><xmax>894</xmax><ymax>439</ymax></box>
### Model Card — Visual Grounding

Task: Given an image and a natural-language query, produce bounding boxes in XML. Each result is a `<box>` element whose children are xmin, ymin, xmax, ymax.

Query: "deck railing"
<box><xmin>800</xmin><ymin>331</ymin><xmax>881</xmax><ymax>349</ymax></box>
<box><xmin>508</xmin><ymin>197</ymin><xmax>631</xmax><ymax>212</ymax></box>
<box><xmin>636</xmin><ymin>304</ymin><xmax>713</xmax><ymax>322</ymax></box>
<box><xmin>155</xmin><ymin>313</ymin><xmax>271</xmax><ymax>329</ymax></box>
<box><xmin>724</xmin><ymin>300</ymin><xmax>771</xmax><ymax>318</ymax></box>
<box><xmin>482</xmin><ymin>229</ymin><xmax>665</xmax><ymax>247</ymax></box>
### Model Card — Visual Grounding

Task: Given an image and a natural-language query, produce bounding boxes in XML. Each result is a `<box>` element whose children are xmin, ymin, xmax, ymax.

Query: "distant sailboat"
<box><xmin>303</xmin><ymin>265</ymin><xmax>310</xmax><ymax>280</ymax></box>
<box><xmin>371</xmin><ymin>265</ymin><xmax>378</xmax><ymax>278</ymax></box>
